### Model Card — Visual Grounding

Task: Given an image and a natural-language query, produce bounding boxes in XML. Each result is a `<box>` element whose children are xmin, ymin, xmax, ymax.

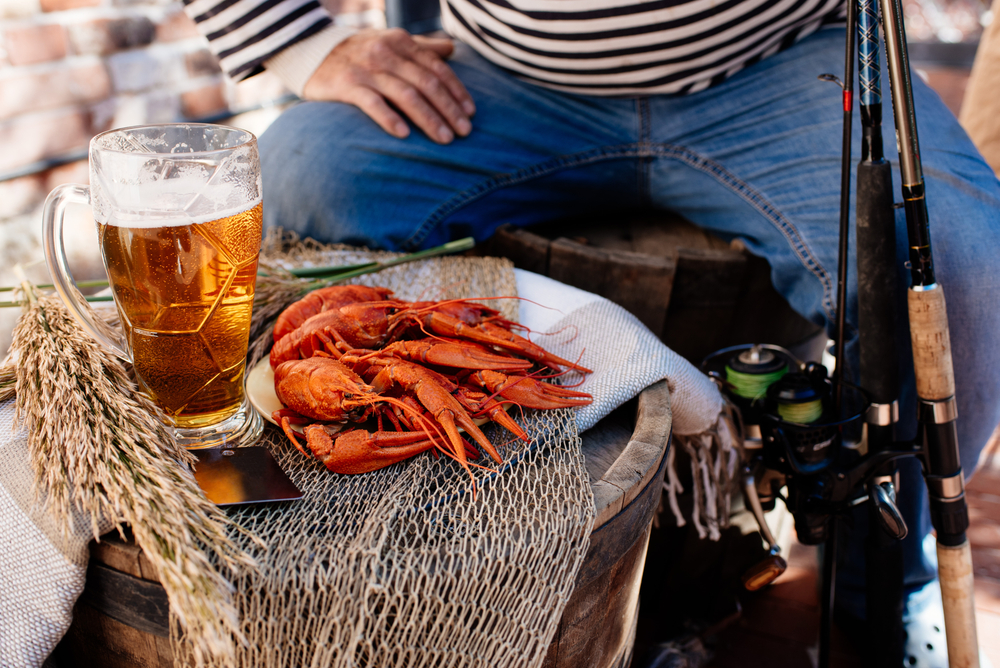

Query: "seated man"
<box><xmin>185</xmin><ymin>0</ymin><xmax>1000</xmax><ymax>661</ymax></box>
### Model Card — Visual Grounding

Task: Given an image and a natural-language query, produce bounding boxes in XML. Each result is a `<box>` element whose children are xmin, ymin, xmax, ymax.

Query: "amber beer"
<box><xmin>99</xmin><ymin>201</ymin><xmax>262</xmax><ymax>428</ymax></box>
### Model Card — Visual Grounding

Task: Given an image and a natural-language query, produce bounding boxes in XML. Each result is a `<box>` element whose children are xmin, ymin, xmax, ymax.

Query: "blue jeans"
<box><xmin>259</xmin><ymin>28</ymin><xmax>1000</xmax><ymax>617</ymax></box>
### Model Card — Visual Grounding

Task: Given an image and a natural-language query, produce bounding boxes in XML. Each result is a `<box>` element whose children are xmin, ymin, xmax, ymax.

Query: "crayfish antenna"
<box><xmin>375</xmin><ymin>395</ymin><xmax>454</xmax><ymax>462</ymax></box>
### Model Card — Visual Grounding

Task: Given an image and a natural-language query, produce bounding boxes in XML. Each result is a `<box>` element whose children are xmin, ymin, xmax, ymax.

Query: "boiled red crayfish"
<box><xmin>270</xmin><ymin>297</ymin><xmax>592</xmax><ymax>374</ymax></box>
<box><xmin>272</xmin><ymin>355</ymin><xmax>498</xmax><ymax>477</ymax></box>
<box><xmin>272</xmin><ymin>285</ymin><xmax>398</xmax><ymax>341</ymax></box>
<box><xmin>269</xmin><ymin>287</ymin><xmax>594</xmax><ymax>480</ymax></box>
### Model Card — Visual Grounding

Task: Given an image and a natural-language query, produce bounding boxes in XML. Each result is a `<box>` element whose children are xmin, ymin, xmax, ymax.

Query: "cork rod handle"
<box><xmin>908</xmin><ymin>287</ymin><xmax>955</xmax><ymax>401</ymax></box>
<box><xmin>938</xmin><ymin>542</ymin><xmax>980</xmax><ymax>668</ymax></box>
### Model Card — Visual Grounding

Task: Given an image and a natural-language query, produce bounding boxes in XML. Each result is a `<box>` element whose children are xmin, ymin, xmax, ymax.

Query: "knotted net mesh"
<box><xmin>175</xmin><ymin>239</ymin><xmax>596</xmax><ymax>668</ymax></box>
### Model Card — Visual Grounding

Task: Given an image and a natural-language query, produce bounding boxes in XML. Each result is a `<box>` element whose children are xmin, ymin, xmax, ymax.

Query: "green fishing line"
<box><xmin>725</xmin><ymin>365</ymin><xmax>788</xmax><ymax>400</ymax></box>
<box><xmin>777</xmin><ymin>399</ymin><xmax>824</xmax><ymax>424</ymax></box>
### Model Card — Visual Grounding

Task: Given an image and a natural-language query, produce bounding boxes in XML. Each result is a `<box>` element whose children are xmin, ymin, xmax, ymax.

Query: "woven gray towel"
<box><xmin>0</xmin><ymin>402</ymin><xmax>112</xmax><ymax>668</ymax></box>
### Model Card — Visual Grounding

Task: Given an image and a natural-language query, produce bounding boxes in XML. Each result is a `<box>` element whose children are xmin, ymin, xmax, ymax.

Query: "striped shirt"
<box><xmin>183</xmin><ymin>0</ymin><xmax>334</xmax><ymax>82</ymax></box>
<box><xmin>186</xmin><ymin>0</ymin><xmax>846</xmax><ymax>95</ymax></box>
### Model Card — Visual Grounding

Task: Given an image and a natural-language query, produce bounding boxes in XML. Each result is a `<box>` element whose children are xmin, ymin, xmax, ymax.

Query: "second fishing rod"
<box><xmin>879</xmin><ymin>0</ymin><xmax>980</xmax><ymax>662</ymax></box>
<box><xmin>852</xmin><ymin>0</ymin><xmax>980</xmax><ymax>663</ymax></box>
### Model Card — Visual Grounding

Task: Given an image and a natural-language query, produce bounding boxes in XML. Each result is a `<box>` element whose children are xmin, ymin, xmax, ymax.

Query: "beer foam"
<box><xmin>97</xmin><ymin>195</ymin><xmax>261</xmax><ymax>228</ymax></box>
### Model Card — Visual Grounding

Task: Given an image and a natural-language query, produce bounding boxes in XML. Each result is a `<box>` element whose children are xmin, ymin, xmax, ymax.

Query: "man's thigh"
<box><xmin>258</xmin><ymin>45</ymin><xmax>642</xmax><ymax>250</ymax></box>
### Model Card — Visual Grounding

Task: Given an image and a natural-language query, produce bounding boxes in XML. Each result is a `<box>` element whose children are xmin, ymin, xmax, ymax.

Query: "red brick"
<box><xmin>920</xmin><ymin>66</ymin><xmax>970</xmax><ymax>119</ymax></box>
<box><xmin>67</xmin><ymin>16</ymin><xmax>155</xmax><ymax>56</ymax></box>
<box><xmin>969</xmin><ymin>520</ymin><xmax>1000</xmax><ymax>551</ymax></box>
<box><xmin>975</xmin><ymin>577</ymin><xmax>1000</xmax><ymax>616</ymax></box>
<box><xmin>0</xmin><ymin>174</ymin><xmax>46</xmax><ymax>219</ymax></box>
<box><xmin>967</xmin><ymin>466</ymin><xmax>1000</xmax><ymax>493</ymax></box>
<box><xmin>44</xmin><ymin>159</ymin><xmax>90</xmax><ymax>190</ymax></box>
<box><xmin>0</xmin><ymin>62</ymin><xmax>112</xmax><ymax>121</ymax></box>
<box><xmin>155</xmin><ymin>8</ymin><xmax>200</xmax><ymax>42</ymax></box>
<box><xmin>0</xmin><ymin>108</ymin><xmax>93</xmax><ymax>173</ymax></box>
<box><xmin>973</xmin><ymin>547</ymin><xmax>1000</xmax><ymax>581</ymax></box>
<box><xmin>3</xmin><ymin>23</ymin><xmax>68</xmax><ymax>66</ymax></box>
<box><xmin>185</xmin><ymin>48</ymin><xmax>222</xmax><ymax>78</ymax></box>
<box><xmin>40</xmin><ymin>0</ymin><xmax>102</xmax><ymax>10</ymax></box>
<box><xmin>89</xmin><ymin>92</ymin><xmax>180</xmax><ymax>130</ymax></box>
<box><xmin>181</xmin><ymin>83</ymin><xmax>228</xmax><ymax>119</ymax></box>
<box><xmin>0</xmin><ymin>0</ymin><xmax>42</xmax><ymax>20</ymax></box>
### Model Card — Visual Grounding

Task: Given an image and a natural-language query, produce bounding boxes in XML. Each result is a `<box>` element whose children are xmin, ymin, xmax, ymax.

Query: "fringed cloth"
<box><xmin>665</xmin><ymin>402</ymin><xmax>743</xmax><ymax>541</ymax></box>
<box><xmin>510</xmin><ymin>270</ymin><xmax>742</xmax><ymax>543</ymax></box>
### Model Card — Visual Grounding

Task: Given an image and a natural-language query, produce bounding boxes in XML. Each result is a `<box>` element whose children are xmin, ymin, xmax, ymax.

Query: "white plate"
<box><xmin>246</xmin><ymin>357</ymin><xmax>295</xmax><ymax>429</ymax></box>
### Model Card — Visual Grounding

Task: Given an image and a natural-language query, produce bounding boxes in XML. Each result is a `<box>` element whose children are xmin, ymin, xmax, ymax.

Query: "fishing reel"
<box><xmin>702</xmin><ymin>343</ymin><xmax>908</xmax><ymax>590</ymax></box>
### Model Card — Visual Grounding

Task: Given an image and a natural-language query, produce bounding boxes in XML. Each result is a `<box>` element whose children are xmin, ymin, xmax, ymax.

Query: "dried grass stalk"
<box><xmin>250</xmin><ymin>229</ymin><xmax>366</xmax><ymax>345</ymax></box>
<box><xmin>10</xmin><ymin>290</ymin><xmax>255</xmax><ymax>665</ymax></box>
<box><xmin>0</xmin><ymin>364</ymin><xmax>15</xmax><ymax>404</ymax></box>
<box><xmin>247</xmin><ymin>262</ymin><xmax>304</xmax><ymax>367</ymax></box>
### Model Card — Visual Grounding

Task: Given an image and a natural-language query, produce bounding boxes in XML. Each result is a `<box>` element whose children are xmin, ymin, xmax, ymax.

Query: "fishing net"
<box><xmin>174</xmin><ymin>237</ymin><xmax>596</xmax><ymax>668</ymax></box>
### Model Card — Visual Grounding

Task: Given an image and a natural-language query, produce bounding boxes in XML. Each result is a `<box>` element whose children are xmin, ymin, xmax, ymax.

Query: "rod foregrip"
<box><xmin>908</xmin><ymin>286</ymin><xmax>955</xmax><ymax>400</ymax></box>
<box><xmin>857</xmin><ymin>160</ymin><xmax>900</xmax><ymax>405</ymax></box>
<box><xmin>938</xmin><ymin>541</ymin><xmax>981</xmax><ymax>668</ymax></box>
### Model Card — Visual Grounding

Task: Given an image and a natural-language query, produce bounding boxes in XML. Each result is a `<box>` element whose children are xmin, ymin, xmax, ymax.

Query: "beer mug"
<box><xmin>43</xmin><ymin>124</ymin><xmax>263</xmax><ymax>448</ymax></box>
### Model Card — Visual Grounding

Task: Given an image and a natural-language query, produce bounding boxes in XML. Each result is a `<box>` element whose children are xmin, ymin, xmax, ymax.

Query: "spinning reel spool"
<box><xmin>705</xmin><ymin>344</ymin><xmax>841</xmax><ymax>471</ymax></box>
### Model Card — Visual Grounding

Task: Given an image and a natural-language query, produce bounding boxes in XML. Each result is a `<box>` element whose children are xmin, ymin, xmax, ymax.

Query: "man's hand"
<box><xmin>303</xmin><ymin>28</ymin><xmax>476</xmax><ymax>144</ymax></box>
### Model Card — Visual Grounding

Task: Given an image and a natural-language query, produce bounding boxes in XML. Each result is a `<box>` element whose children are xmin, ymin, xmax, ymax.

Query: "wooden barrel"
<box><xmin>488</xmin><ymin>214</ymin><xmax>824</xmax><ymax>363</ymax></box>
<box><xmin>53</xmin><ymin>381</ymin><xmax>672</xmax><ymax>668</ymax></box>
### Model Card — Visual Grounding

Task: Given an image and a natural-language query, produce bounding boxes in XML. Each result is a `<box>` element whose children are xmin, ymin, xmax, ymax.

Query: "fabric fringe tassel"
<box><xmin>661</xmin><ymin>400</ymin><xmax>743</xmax><ymax>541</ymax></box>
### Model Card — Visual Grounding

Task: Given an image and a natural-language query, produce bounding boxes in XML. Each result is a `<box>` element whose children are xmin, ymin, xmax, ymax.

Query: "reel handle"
<box><xmin>740</xmin><ymin>467</ymin><xmax>788</xmax><ymax>591</ymax></box>
<box><xmin>870</xmin><ymin>479</ymin><xmax>908</xmax><ymax>540</ymax></box>
<box><xmin>742</xmin><ymin>554</ymin><xmax>788</xmax><ymax>592</ymax></box>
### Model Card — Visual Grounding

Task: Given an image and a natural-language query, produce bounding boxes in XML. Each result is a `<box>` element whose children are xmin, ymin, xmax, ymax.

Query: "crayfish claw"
<box><xmin>278</xmin><ymin>415</ymin><xmax>311</xmax><ymax>458</ymax></box>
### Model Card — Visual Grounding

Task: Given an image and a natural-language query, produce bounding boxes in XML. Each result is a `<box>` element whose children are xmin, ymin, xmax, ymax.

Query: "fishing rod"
<box><xmin>820</xmin><ymin>0</ymin><xmax>857</xmax><ymax>661</ymax></box>
<box><xmin>854</xmin><ymin>0</ymin><xmax>907</xmax><ymax>662</ymax></box>
<box><xmin>878</xmin><ymin>0</ymin><xmax>980</xmax><ymax>662</ymax></box>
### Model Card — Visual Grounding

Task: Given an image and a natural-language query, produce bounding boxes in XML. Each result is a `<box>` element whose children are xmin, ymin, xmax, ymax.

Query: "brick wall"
<box><xmin>0</xmin><ymin>0</ymin><xmax>295</xmax><ymax>213</ymax></box>
<box><xmin>0</xmin><ymin>0</ymin><xmax>383</xmax><ymax>353</ymax></box>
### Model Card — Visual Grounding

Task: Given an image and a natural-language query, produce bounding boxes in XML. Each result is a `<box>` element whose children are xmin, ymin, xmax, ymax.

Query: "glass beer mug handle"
<box><xmin>42</xmin><ymin>183</ymin><xmax>130</xmax><ymax>362</ymax></box>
